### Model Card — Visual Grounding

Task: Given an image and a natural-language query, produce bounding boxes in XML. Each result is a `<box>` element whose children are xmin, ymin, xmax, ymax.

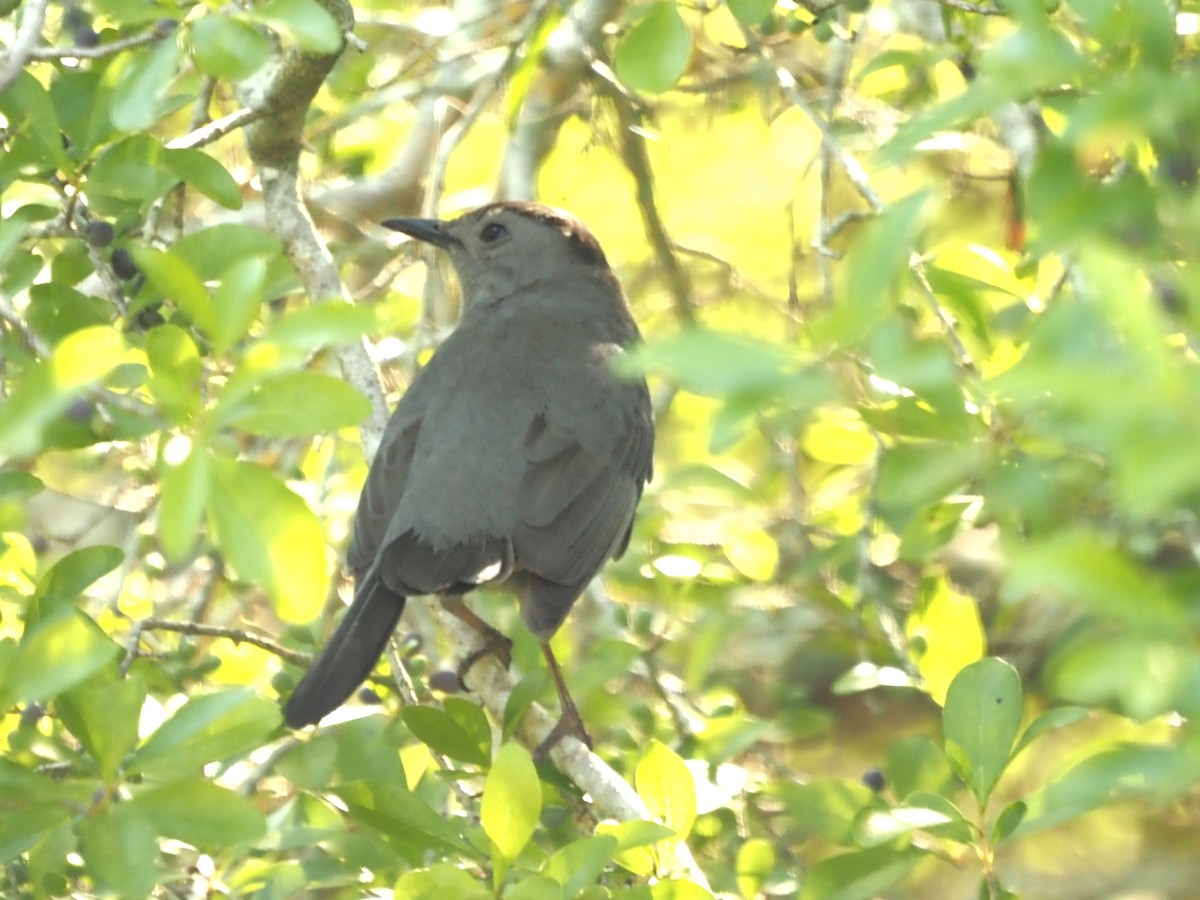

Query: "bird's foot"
<box><xmin>454</xmin><ymin>630</ymin><xmax>514</xmax><ymax>689</ymax></box>
<box><xmin>534</xmin><ymin>706</ymin><xmax>592</xmax><ymax>762</ymax></box>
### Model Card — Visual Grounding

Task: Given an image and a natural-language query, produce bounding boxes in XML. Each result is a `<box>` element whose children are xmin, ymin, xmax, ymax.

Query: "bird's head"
<box><xmin>383</xmin><ymin>202</ymin><xmax>615</xmax><ymax>310</ymax></box>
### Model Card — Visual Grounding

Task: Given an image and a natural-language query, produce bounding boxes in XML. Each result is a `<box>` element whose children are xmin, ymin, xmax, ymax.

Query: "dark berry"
<box><xmin>67</xmin><ymin>398</ymin><xmax>93</xmax><ymax>422</ymax></box>
<box><xmin>74</xmin><ymin>26</ymin><xmax>100</xmax><ymax>48</ymax></box>
<box><xmin>130</xmin><ymin>306</ymin><xmax>165</xmax><ymax>331</ymax></box>
<box><xmin>429</xmin><ymin>670</ymin><xmax>463</xmax><ymax>693</ymax></box>
<box><xmin>356</xmin><ymin>687</ymin><xmax>382</xmax><ymax>706</ymax></box>
<box><xmin>862</xmin><ymin>767</ymin><xmax>887</xmax><ymax>793</ymax></box>
<box><xmin>85</xmin><ymin>220</ymin><xmax>114</xmax><ymax>248</ymax></box>
<box><xmin>111</xmin><ymin>247</ymin><xmax>139</xmax><ymax>280</ymax></box>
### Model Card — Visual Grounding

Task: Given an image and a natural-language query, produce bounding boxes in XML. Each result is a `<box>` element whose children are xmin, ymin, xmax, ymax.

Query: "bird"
<box><xmin>282</xmin><ymin>201</ymin><xmax>654</xmax><ymax>747</ymax></box>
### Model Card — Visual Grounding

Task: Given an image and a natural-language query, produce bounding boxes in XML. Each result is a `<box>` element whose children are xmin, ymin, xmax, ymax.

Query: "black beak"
<box><xmin>381</xmin><ymin>217</ymin><xmax>460</xmax><ymax>249</ymax></box>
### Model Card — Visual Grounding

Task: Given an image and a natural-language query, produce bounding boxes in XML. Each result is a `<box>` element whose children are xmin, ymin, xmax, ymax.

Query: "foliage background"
<box><xmin>3</xmin><ymin>0</ymin><xmax>1200</xmax><ymax>897</ymax></box>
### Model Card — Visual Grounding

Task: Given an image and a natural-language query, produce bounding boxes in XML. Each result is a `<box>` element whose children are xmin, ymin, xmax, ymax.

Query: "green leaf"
<box><xmin>727</xmin><ymin>0</ymin><xmax>774</xmax><ymax>27</ymax></box>
<box><xmin>735</xmin><ymin>837</ymin><xmax>775</xmax><ymax>900</ymax></box>
<box><xmin>172</xmin><ymin>224</ymin><xmax>284</xmax><ymax>275</ymax></box>
<box><xmin>884</xmin><ymin>736</ymin><xmax>956</xmax><ymax>800</ymax></box>
<box><xmin>222</xmin><ymin>371</ymin><xmax>371</xmax><ymax>437</ymax></box>
<box><xmin>208</xmin><ymin>457</ymin><xmax>329</xmax><ymax>621</ymax></box>
<box><xmin>332</xmin><ymin>780</ymin><xmax>480</xmax><ymax>858</ymax></box>
<box><xmin>249</xmin><ymin>0</ymin><xmax>343</xmax><ymax>52</ymax></box>
<box><xmin>401</xmin><ymin>705</ymin><xmax>490</xmax><ymax>767</ymax></box>
<box><xmin>189</xmin><ymin>15</ymin><xmax>271</xmax><ymax>80</ymax></box>
<box><xmin>87</xmin><ymin>135</ymin><xmax>178</xmax><ymax>207</ymax></box>
<box><xmin>131</xmin><ymin>246</ymin><xmax>215</xmax><ymax>335</ymax></box>
<box><xmin>0</xmin><ymin>325</ymin><xmax>127</xmax><ymax>457</ymax></box>
<box><xmin>145</xmin><ymin>324</ymin><xmax>202</xmax><ymax>422</ymax></box>
<box><xmin>395</xmin><ymin>863</ymin><xmax>493</xmax><ymax>900</ymax></box>
<box><xmin>2</xmin><ymin>612</ymin><xmax>120</xmax><ymax>705</ymax></box>
<box><xmin>275</xmin><ymin>733</ymin><xmax>338</xmax><ymax>789</ymax></box>
<box><xmin>636</xmin><ymin>740</ymin><xmax>696</xmax><ymax>843</ymax></box>
<box><xmin>80</xmin><ymin>806</ymin><xmax>157</xmax><ymax>899</ymax></box>
<box><xmin>443</xmin><ymin>697</ymin><xmax>492</xmax><ymax>754</ymax></box>
<box><xmin>1004</xmin><ymin>529</ymin><xmax>1187</xmax><ymax>636</ymax></box>
<box><xmin>625</xmin><ymin>330</ymin><xmax>797</xmax><ymax>397</ymax></box>
<box><xmin>650</xmin><ymin>881</ymin><xmax>714</xmax><ymax>900</ymax></box>
<box><xmin>331</xmin><ymin>715</ymin><xmax>408</xmax><ymax>785</ymax></box>
<box><xmin>545</xmin><ymin>834</ymin><xmax>619</xmax><ymax>896</ymax></box>
<box><xmin>1016</xmin><ymin>740</ymin><xmax>1200</xmax><ymax>835</ymax></box>
<box><xmin>774</xmin><ymin>779</ymin><xmax>875</xmax><ymax>845</ymax></box>
<box><xmin>158</xmin><ymin>441</ymin><xmax>209</xmax><ymax>561</ymax></box>
<box><xmin>613</xmin><ymin>2</ymin><xmax>691</xmax><ymax>93</ymax></box>
<box><xmin>164</xmin><ymin>148</ymin><xmax>244</xmax><ymax>210</ymax></box>
<box><xmin>110</xmin><ymin>35</ymin><xmax>183</xmax><ymax>132</ymax></box>
<box><xmin>905</xmin><ymin>576</ymin><xmax>985</xmax><ymax>706</ymax></box>
<box><xmin>56</xmin><ymin>673</ymin><xmax>146</xmax><ymax>780</ymax></box>
<box><xmin>0</xmin><ymin>470</ymin><xmax>42</xmax><ymax>503</ymax></box>
<box><xmin>893</xmin><ymin>791</ymin><xmax>973</xmax><ymax>844</ymax></box>
<box><xmin>0</xmin><ymin>71</ymin><xmax>68</xmax><ymax>171</ymax></box>
<box><xmin>816</xmin><ymin>191</ymin><xmax>930</xmax><ymax>345</ymax></box>
<box><xmin>595</xmin><ymin>818</ymin><xmax>677</xmax><ymax>877</ymax></box>
<box><xmin>209</xmin><ymin>255</ymin><xmax>268</xmax><ymax>356</ymax></box>
<box><xmin>798</xmin><ymin>845</ymin><xmax>922</xmax><ymax>900</ymax></box>
<box><xmin>942</xmin><ymin>658</ymin><xmax>1023</xmax><ymax>806</ymax></box>
<box><xmin>1011</xmin><ymin>706</ymin><xmax>1088</xmax><ymax>757</ymax></box>
<box><xmin>989</xmin><ymin>800</ymin><xmax>1026</xmax><ymax>846</ymax></box>
<box><xmin>853</xmin><ymin>806</ymin><xmax>955</xmax><ymax>847</ymax></box>
<box><xmin>0</xmin><ymin>760</ymin><xmax>85</xmax><ymax>864</ymax></box>
<box><xmin>261</xmin><ymin>302</ymin><xmax>378</xmax><ymax>349</ymax></box>
<box><xmin>481</xmin><ymin>741</ymin><xmax>541</xmax><ymax>861</ymax></box>
<box><xmin>33</xmin><ymin>545</ymin><xmax>124</xmax><ymax>613</ymax></box>
<box><xmin>125</xmin><ymin>779</ymin><xmax>266</xmax><ymax>847</ymax></box>
<box><xmin>129</xmin><ymin>688</ymin><xmax>281</xmax><ymax>778</ymax></box>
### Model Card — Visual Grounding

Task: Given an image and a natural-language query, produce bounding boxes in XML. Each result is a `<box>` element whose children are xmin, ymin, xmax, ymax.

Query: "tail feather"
<box><xmin>282</xmin><ymin>576</ymin><xmax>406</xmax><ymax>728</ymax></box>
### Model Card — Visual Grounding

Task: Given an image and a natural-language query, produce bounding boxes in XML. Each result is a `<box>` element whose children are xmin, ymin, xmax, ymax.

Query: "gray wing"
<box><xmin>513</xmin><ymin>377</ymin><xmax>653</xmax><ymax>638</ymax></box>
<box><xmin>347</xmin><ymin>410</ymin><xmax>423</xmax><ymax>576</ymax></box>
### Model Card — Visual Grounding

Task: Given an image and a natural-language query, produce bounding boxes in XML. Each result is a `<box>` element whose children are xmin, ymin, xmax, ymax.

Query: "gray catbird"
<box><xmin>282</xmin><ymin>202</ymin><xmax>654</xmax><ymax>742</ymax></box>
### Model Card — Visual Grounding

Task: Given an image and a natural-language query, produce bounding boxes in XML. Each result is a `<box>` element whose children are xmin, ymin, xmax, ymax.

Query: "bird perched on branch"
<box><xmin>282</xmin><ymin>202</ymin><xmax>654</xmax><ymax>747</ymax></box>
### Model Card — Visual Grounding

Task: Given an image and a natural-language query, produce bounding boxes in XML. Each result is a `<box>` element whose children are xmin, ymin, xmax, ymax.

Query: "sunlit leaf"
<box><xmin>221</xmin><ymin>371</ymin><xmax>370</xmax><ymax>437</ymax></box>
<box><xmin>208</xmin><ymin>457</ymin><xmax>329</xmax><ymax>621</ymax></box>
<box><xmin>481</xmin><ymin>742</ymin><xmax>540</xmax><ymax>861</ymax></box>
<box><xmin>614</xmin><ymin>2</ymin><xmax>691</xmax><ymax>93</ymax></box>
<box><xmin>636</xmin><ymin>740</ymin><xmax>696</xmax><ymax>843</ymax></box>
<box><xmin>129</xmin><ymin>689</ymin><xmax>281</xmax><ymax>778</ymax></box>
<box><xmin>158</xmin><ymin>441</ymin><xmax>209</xmax><ymax>561</ymax></box>
<box><xmin>189</xmin><ymin>15</ymin><xmax>270</xmax><ymax>80</ymax></box>
<box><xmin>2</xmin><ymin>612</ymin><xmax>119</xmax><ymax>705</ymax></box>
<box><xmin>906</xmin><ymin>577</ymin><xmax>985</xmax><ymax>706</ymax></box>
<box><xmin>110</xmin><ymin>36</ymin><xmax>182</xmax><ymax>132</ymax></box>
<box><xmin>249</xmin><ymin>0</ymin><xmax>342</xmax><ymax>52</ymax></box>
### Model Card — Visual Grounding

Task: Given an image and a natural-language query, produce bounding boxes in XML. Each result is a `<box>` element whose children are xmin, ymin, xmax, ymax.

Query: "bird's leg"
<box><xmin>444</xmin><ymin>596</ymin><xmax>513</xmax><ymax>686</ymax></box>
<box><xmin>534</xmin><ymin>641</ymin><xmax>592</xmax><ymax>759</ymax></box>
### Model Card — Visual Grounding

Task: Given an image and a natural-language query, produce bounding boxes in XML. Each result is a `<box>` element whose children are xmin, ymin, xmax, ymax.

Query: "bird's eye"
<box><xmin>480</xmin><ymin>222</ymin><xmax>508</xmax><ymax>243</ymax></box>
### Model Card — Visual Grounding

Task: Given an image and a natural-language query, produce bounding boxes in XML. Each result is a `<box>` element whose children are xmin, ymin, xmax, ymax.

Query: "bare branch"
<box><xmin>169</xmin><ymin>106</ymin><xmax>264</xmax><ymax>151</ymax></box>
<box><xmin>603</xmin><ymin>86</ymin><xmax>697</xmax><ymax>326</ymax></box>
<box><xmin>0</xmin><ymin>0</ymin><xmax>49</xmax><ymax>94</ymax></box>
<box><xmin>27</xmin><ymin>25</ymin><xmax>170</xmax><ymax>61</ymax></box>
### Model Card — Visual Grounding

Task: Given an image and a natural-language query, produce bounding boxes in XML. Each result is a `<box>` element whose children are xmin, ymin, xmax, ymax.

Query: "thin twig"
<box><xmin>168</xmin><ymin>107</ymin><xmax>264</xmax><ymax>150</ymax></box>
<box><xmin>27</xmin><ymin>26</ymin><xmax>168</xmax><ymax>62</ymax></box>
<box><xmin>603</xmin><ymin>86</ymin><xmax>696</xmax><ymax>326</ymax></box>
<box><xmin>122</xmin><ymin>617</ymin><xmax>313</xmax><ymax>673</ymax></box>
<box><xmin>0</xmin><ymin>0</ymin><xmax>49</xmax><ymax>94</ymax></box>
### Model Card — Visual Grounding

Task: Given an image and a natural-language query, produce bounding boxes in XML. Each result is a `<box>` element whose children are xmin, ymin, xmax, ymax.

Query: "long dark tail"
<box><xmin>282</xmin><ymin>575</ymin><xmax>406</xmax><ymax>728</ymax></box>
